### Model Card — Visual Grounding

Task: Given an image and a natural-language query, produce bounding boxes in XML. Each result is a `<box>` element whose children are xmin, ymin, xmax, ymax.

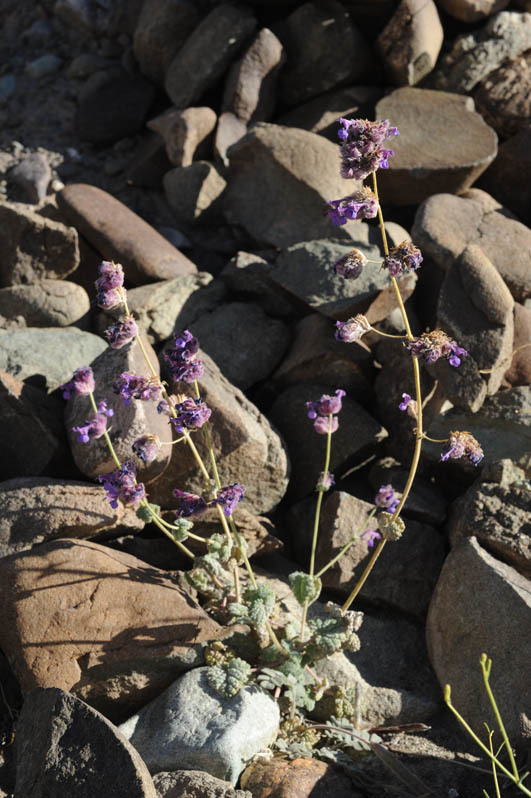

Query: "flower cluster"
<box><xmin>361</xmin><ymin>484</ymin><xmax>401</xmax><ymax>547</ymax></box>
<box><xmin>333</xmin><ymin>248</ymin><xmax>368</xmax><ymax>280</ymax></box>
<box><xmin>383</xmin><ymin>241</ymin><xmax>423</xmax><ymax>278</ymax></box>
<box><xmin>335</xmin><ymin>314</ymin><xmax>371</xmax><ymax>343</ymax></box>
<box><xmin>164</xmin><ymin>330</ymin><xmax>204</xmax><ymax>383</ymax></box>
<box><xmin>95</xmin><ymin>261</ymin><xmax>125</xmax><ymax>310</ymax></box>
<box><xmin>174</xmin><ymin>489</ymin><xmax>209</xmax><ymax>518</ymax></box>
<box><xmin>170</xmin><ymin>397</ymin><xmax>212</xmax><ymax>434</ymax></box>
<box><xmin>306</xmin><ymin>389</ymin><xmax>346</xmax><ymax>435</ymax></box>
<box><xmin>61</xmin><ymin>366</ymin><xmax>95</xmax><ymax>399</ymax></box>
<box><xmin>337</xmin><ymin>118</ymin><xmax>399</xmax><ymax>181</ymax></box>
<box><xmin>327</xmin><ymin>187</ymin><xmax>378</xmax><ymax>226</ymax></box>
<box><xmin>441</xmin><ymin>431</ymin><xmax>483</xmax><ymax>466</ymax></box>
<box><xmin>113</xmin><ymin>373</ymin><xmax>162</xmax><ymax>406</ymax></box>
<box><xmin>213</xmin><ymin>483</ymin><xmax>246</xmax><ymax>517</ymax></box>
<box><xmin>104</xmin><ymin>317</ymin><xmax>138</xmax><ymax>349</ymax></box>
<box><xmin>405</xmin><ymin>330</ymin><xmax>468</xmax><ymax>368</ymax></box>
<box><xmin>98</xmin><ymin>461</ymin><xmax>145</xmax><ymax>508</ymax></box>
<box><xmin>174</xmin><ymin>482</ymin><xmax>245</xmax><ymax>519</ymax></box>
<box><xmin>132</xmin><ymin>434</ymin><xmax>161</xmax><ymax>463</ymax></box>
<box><xmin>72</xmin><ymin>399</ymin><xmax>113</xmax><ymax>443</ymax></box>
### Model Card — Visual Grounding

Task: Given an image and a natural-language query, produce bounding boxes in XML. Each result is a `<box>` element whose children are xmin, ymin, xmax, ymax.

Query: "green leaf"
<box><xmin>206</xmin><ymin>657</ymin><xmax>251</xmax><ymax>698</ymax></box>
<box><xmin>136</xmin><ymin>502</ymin><xmax>161</xmax><ymax>522</ymax></box>
<box><xmin>289</xmin><ymin>572</ymin><xmax>322</xmax><ymax>607</ymax></box>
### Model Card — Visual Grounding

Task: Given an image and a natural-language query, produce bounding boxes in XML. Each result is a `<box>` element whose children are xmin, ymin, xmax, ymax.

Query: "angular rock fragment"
<box><xmin>377</xmin><ymin>0</ymin><xmax>443</xmax><ymax>86</ymax></box>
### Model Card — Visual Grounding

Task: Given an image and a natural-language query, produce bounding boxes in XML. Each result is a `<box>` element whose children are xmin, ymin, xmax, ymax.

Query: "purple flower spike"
<box><xmin>61</xmin><ymin>366</ymin><xmax>95</xmax><ymax>399</ymax></box>
<box><xmin>98</xmin><ymin>461</ymin><xmax>144</xmax><ymax>509</ymax></box>
<box><xmin>164</xmin><ymin>329</ymin><xmax>204</xmax><ymax>384</ymax></box>
<box><xmin>440</xmin><ymin>431</ymin><xmax>483</xmax><ymax>466</ymax></box>
<box><xmin>335</xmin><ymin>314</ymin><xmax>371</xmax><ymax>343</ymax></box>
<box><xmin>383</xmin><ymin>241</ymin><xmax>423</xmax><ymax>278</ymax></box>
<box><xmin>307</xmin><ymin>389</ymin><xmax>346</xmax><ymax>435</ymax></box>
<box><xmin>170</xmin><ymin>397</ymin><xmax>212</xmax><ymax>434</ymax></box>
<box><xmin>361</xmin><ymin>529</ymin><xmax>382</xmax><ymax>548</ymax></box>
<box><xmin>113</xmin><ymin>373</ymin><xmax>162</xmax><ymax>406</ymax></box>
<box><xmin>337</xmin><ymin>118</ymin><xmax>399</xmax><ymax>181</ymax></box>
<box><xmin>313</xmin><ymin>415</ymin><xmax>339</xmax><ymax>435</ymax></box>
<box><xmin>95</xmin><ymin>261</ymin><xmax>125</xmax><ymax>310</ymax></box>
<box><xmin>132</xmin><ymin>434</ymin><xmax>161</xmax><ymax>463</ymax></box>
<box><xmin>374</xmin><ymin>484</ymin><xmax>400</xmax><ymax>514</ymax></box>
<box><xmin>405</xmin><ymin>330</ymin><xmax>468</xmax><ymax>368</ymax></box>
<box><xmin>104</xmin><ymin>317</ymin><xmax>138</xmax><ymax>349</ymax></box>
<box><xmin>327</xmin><ymin>187</ymin><xmax>378</xmax><ymax>226</ymax></box>
<box><xmin>174</xmin><ymin>489</ymin><xmax>209</xmax><ymax>519</ymax></box>
<box><xmin>333</xmin><ymin>248</ymin><xmax>368</xmax><ymax>280</ymax></box>
<box><xmin>212</xmin><ymin>483</ymin><xmax>245</xmax><ymax>517</ymax></box>
<box><xmin>72</xmin><ymin>399</ymin><xmax>113</xmax><ymax>444</ymax></box>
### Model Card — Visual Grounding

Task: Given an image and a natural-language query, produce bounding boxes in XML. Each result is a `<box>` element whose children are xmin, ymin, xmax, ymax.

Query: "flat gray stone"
<box><xmin>0</xmin><ymin>280</ymin><xmax>90</xmax><ymax>330</ymax></box>
<box><xmin>119</xmin><ymin>667</ymin><xmax>280</xmax><ymax>784</ymax></box>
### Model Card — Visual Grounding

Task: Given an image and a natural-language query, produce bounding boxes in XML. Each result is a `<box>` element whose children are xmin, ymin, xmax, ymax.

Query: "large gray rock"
<box><xmin>133</xmin><ymin>0</ymin><xmax>200</xmax><ymax>85</ymax></box>
<box><xmin>0</xmin><ymin>280</ymin><xmax>90</xmax><ymax>330</ymax></box>
<box><xmin>15</xmin><ymin>688</ymin><xmax>157</xmax><ymax>798</ymax></box>
<box><xmin>427</xmin><ymin>537</ymin><xmax>531</xmax><ymax>745</ymax></box>
<box><xmin>119</xmin><ymin>667</ymin><xmax>280</xmax><ymax>784</ymax></box>
<box><xmin>479</xmin><ymin>126</ymin><xmax>531</xmax><ymax>225</ymax></box>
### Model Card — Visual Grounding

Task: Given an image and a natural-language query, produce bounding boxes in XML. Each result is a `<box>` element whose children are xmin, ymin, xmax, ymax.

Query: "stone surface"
<box><xmin>8</xmin><ymin>152</ymin><xmax>51</xmax><ymax>203</ymax></box>
<box><xmin>240</xmin><ymin>758</ymin><xmax>360</xmax><ymax>798</ymax></box>
<box><xmin>119</xmin><ymin>667</ymin><xmax>280</xmax><ymax>784</ymax></box>
<box><xmin>223</xmin><ymin>123</ymin><xmax>357</xmax><ymax>248</ymax></box>
<box><xmin>222</xmin><ymin>27</ymin><xmax>283</xmax><ymax>124</ymax></box>
<box><xmin>164</xmin><ymin>3</ymin><xmax>256</xmax><ymax>109</ymax></box>
<box><xmin>220</xmin><ymin>251</ymin><xmax>299</xmax><ymax>319</ymax></box>
<box><xmin>150</xmin><ymin>351</ymin><xmax>289</xmax><ymax>514</ymax></box>
<box><xmin>214</xmin><ymin>112</ymin><xmax>248</xmax><ymax>167</ymax></box>
<box><xmin>56</xmin><ymin>184</ymin><xmax>197</xmax><ymax>285</ymax></box>
<box><xmin>276</xmin><ymin>86</ymin><xmax>382</xmax><ymax>141</ymax></box>
<box><xmin>377</xmin><ymin>0</ymin><xmax>443</xmax><ymax>86</ymax></box>
<box><xmin>479</xmin><ymin>125</ymin><xmax>531</xmax><ymax>225</ymax></box>
<box><xmin>504</xmin><ymin>302</ymin><xmax>531</xmax><ymax>387</ymax></box>
<box><xmin>190</xmin><ymin>301</ymin><xmax>290</xmax><ymax>390</ymax></box>
<box><xmin>164</xmin><ymin>162</ymin><xmax>227</xmax><ymax>225</ymax></box>
<box><xmin>368</xmin><ymin>459</ymin><xmax>448</xmax><ymax>527</ymax></box>
<box><xmin>473</xmin><ymin>48</ymin><xmax>531</xmax><ymax>138</ymax></box>
<box><xmin>279</xmin><ymin>0</ymin><xmax>372</xmax><ymax>106</ymax></box>
<box><xmin>147</xmin><ymin>106</ymin><xmax>217</xmax><ymax>167</ymax></box>
<box><xmin>65</xmin><ymin>336</ymin><xmax>172</xmax><ymax>482</ymax></box>
<box><xmin>133</xmin><ymin>0</ymin><xmax>200</xmax><ymax>85</ymax></box>
<box><xmin>0</xmin><ymin>539</ymin><xmax>225</xmax><ymax>722</ymax></box>
<box><xmin>0</xmin><ymin>477</ymin><xmax>144</xmax><ymax>558</ymax></box>
<box><xmin>426</xmin><ymin>536</ymin><xmax>531</xmax><ymax>744</ymax></box>
<box><xmin>437</xmin><ymin>0</ymin><xmax>509</xmax><ymax>21</ymax></box>
<box><xmin>0</xmin><ymin>280</ymin><xmax>90</xmax><ymax>330</ymax></box>
<box><xmin>0</xmin><ymin>327</ymin><xmax>107</xmax><ymax>392</ymax></box>
<box><xmin>269</xmin><ymin>385</ymin><xmax>387</xmax><ymax>500</ymax></box>
<box><xmin>374</xmin><ymin>88</ymin><xmax>498</xmax><ymax>206</ymax></box>
<box><xmin>153</xmin><ymin>770</ymin><xmax>251</xmax><ymax>798</ymax></box>
<box><xmin>411</xmin><ymin>188</ymin><xmax>531</xmax><ymax>302</ymax></box>
<box><xmin>0</xmin><ymin>201</ymin><xmax>79</xmax><ymax>287</ymax></box>
<box><xmin>14</xmin><ymin>687</ymin><xmax>157</xmax><ymax>798</ymax></box>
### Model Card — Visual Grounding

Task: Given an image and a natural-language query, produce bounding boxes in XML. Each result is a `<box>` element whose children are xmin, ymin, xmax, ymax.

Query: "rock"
<box><xmin>77</xmin><ymin>69</ymin><xmax>157</xmax><ymax>144</ymax></box>
<box><xmin>0</xmin><ymin>74</ymin><xmax>16</xmax><ymax>103</ymax></box>
<box><xmin>269</xmin><ymin>385</ymin><xmax>387</xmax><ymax>500</ymax></box>
<box><xmin>426</xmin><ymin>537</ymin><xmax>531</xmax><ymax>744</ymax></box>
<box><xmin>25</xmin><ymin>54</ymin><xmax>62</xmax><ymax>79</ymax></box>
<box><xmin>67</xmin><ymin>53</ymin><xmax>112</xmax><ymax>79</ymax></box>
<box><xmin>220</xmin><ymin>251</ymin><xmax>299</xmax><ymax>319</ymax></box>
<box><xmin>368</xmin><ymin>459</ymin><xmax>448</xmax><ymax>527</ymax></box>
<box><xmin>0</xmin><ymin>280</ymin><xmax>90</xmax><ymax>330</ymax></box>
<box><xmin>0</xmin><ymin>539</ymin><xmax>225</xmax><ymax>722</ymax></box>
<box><xmin>270</xmin><ymin>238</ymin><xmax>415</xmax><ymax>320</ymax></box>
<box><xmin>276</xmin><ymin>86</ymin><xmax>382</xmax><ymax>141</ymax></box>
<box><xmin>479</xmin><ymin>126</ymin><xmax>531</xmax><ymax>225</ymax></box>
<box><xmin>133</xmin><ymin>0</ymin><xmax>200</xmax><ymax>85</ymax></box>
<box><xmin>214</xmin><ymin>113</ymin><xmax>248</xmax><ymax>167</ymax></box>
<box><xmin>97</xmin><ymin>273</ymin><xmax>225</xmax><ymax>345</ymax></box>
<box><xmin>222</xmin><ymin>27</ymin><xmax>284</xmax><ymax>123</ymax></box>
<box><xmin>411</xmin><ymin>188</ymin><xmax>531</xmax><ymax>302</ymax></box>
<box><xmin>473</xmin><ymin>48</ymin><xmax>531</xmax><ymax>138</ymax></box>
<box><xmin>65</xmin><ymin>336</ymin><xmax>172</xmax><ymax>482</ymax></box>
<box><xmin>164</xmin><ymin>3</ymin><xmax>256</xmax><ymax>108</ymax></box>
<box><xmin>273</xmin><ymin>313</ymin><xmax>373</xmax><ymax>400</ymax></box>
<box><xmin>437</xmin><ymin>0</ymin><xmax>509</xmax><ymax>21</ymax></box>
<box><xmin>433</xmin><ymin>11</ymin><xmax>531</xmax><ymax>92</ymax></box>
<box><xmin>504</xmin><ymin>303</ymin><xmax>531</xmax><ymax>386</ymax></box>
<box><xmin>223</xmin><ymin>123</ymin><xmax>357</xmax><ymax>248</ymax></box>
<box><xmin>8</xmin><ymin>153</ymin><xmax>51</xmax><ymax>203</ymax></box>
<box><xmin>279</xmin><ymin>1</ymin><xmax>372</xmax><ymax>106</ymax></box>
<box><xmin>147</xmin><ymin>106</ymin><xmax>217</xmax><ymax>167</ymax></box>
<box><xmin>54</xmin><ymin>0</ymin><xmax>142</xmax><ymax>34</ymax></box>
<box><xmin>0</xmin><ymin>327</ymin><xmax>107</xmax><ymax>392</ymax></box>
<box><xmin>150</xmin><ymin>351</ymin><xmax>289</xmax><ymax>514</ymax></box>
<box><xmin>153</xmin><ymin>770</ymin><xmax>251</xmax><ymax>798</ymax></box>
<box><xmin>240</xmin><ymin>758</ymin><xmax>360</xmax><ymax>798</ymax></box>
<box><xmin>126</xmin><ymin>133</ymin><xmax>173</xmax><ymax>189</ymax></box>
<box><xmin>119</xmin><ymin>667</ymin><xmax>280</xmax><ymax>784</ymax></box>
<box><xmin>448</xmin><ymin>478</ymin><xmax>531</xmax><ymax>579</ymax></box>
<box><xmin>0</xmin><ymin>202</ymin><xmax>79</xmax><ymax>287</ymax></box>
<box><xmin>14</xmin><ymin>688</ymin><xmax>157</xmax><ymax>798</ymax></box>
<box><xmin>56</xmin><ymin>184</ymin><xmax>197</xmax><ymax>285</ymax></box>
<box><xmin>430</xmin><ymin>244</ymin><xmax>514</xmax><ymax>412</ymax></box>
<box><xmin>0</xmin><ymin>477</ymin><xmax>144</xmax><ymax>558</ymax></box>
<box><xmin>190</xmin><ymin>301</ymin><xmax>290</xmax><ymax>390</ymax></box>
<box><xmin>374</xmin><ymin>88</ymin><xmax>498</xmax><ymax>206</ymax></box>
<box><xmin>376</xmin><ymin>0</ymin><xmax>443</xmax><ymax>86</ymax></box>
<box><xmin>164</xmin><ymin>162</ymin><xmax>227</xmax><ymax>225</ymax></box>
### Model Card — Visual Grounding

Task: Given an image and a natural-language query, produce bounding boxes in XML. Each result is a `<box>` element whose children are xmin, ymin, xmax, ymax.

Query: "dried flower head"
<box><xmin>441</xmin><ymin>430</ymin><xmax>483</xmax><ymax>466</ymax></box>
<box><xmin>104</xmin><ymin>317</ymin><xmax>138</xmax><ymax>349</ymax></box>
<box><xmin>337</xmin><ymin>118</ymin><xmax>399</xmax><ymax>181</ymax></box>
<box><xmin>383</xmin><ymin>241</ymin><xmax>423</xmax><ymax>278</ymax></box>
<box><xmin>164</xmin><ymin>329</ymin><xmax>204</xmax><ymax>383</ymax></box>
<box><xmin>327</xmin><ymin>187</ymin><xmax>378</xmax><ymax>226</ymax></box>
<box><xmin>95</xmin><ymin>261</ymin><xmax>125</xmax><ymax>310</ymax></box>
<box><xmin>60</xmin><ymin>366</ymin><xmax>95</xmax><ymax>399</ymax></box>
<box><xmin>72</xmin><ymin>399</ymin><xmax>113</xmax><ymax>443</ymax></box>
<box><xmin>112</xmin><ymin>373</ymin><xmax>162</xmax><ymax>406</ymax></box>
<box><xmin>377</xmin><ymin>512</ymin><xmax>405</xmax><ymax>541</ymax></box>
<box><xmin>335</xmin><ymin>314</ymin><xmax>371</xmax><ymax>343</ymax></box>
<box><xmin>405</xmin><ymin>330</ymin><xmax>468</xmax><ymax>367</ymax></box>
<box><xmin>132</xmin><ymin>434</ymin><xmax>161</xmax><ymax>463</ymax></box>
<box><xmin>333</xmin><ymin>248</ymin><xmax>368</xmax><ymax>280</ymax></box>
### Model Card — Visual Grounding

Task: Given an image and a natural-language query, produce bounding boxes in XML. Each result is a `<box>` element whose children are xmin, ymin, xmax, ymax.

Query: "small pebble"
<box><xmin>25</xmin><ymin>54</ymin><xmax>63</xmax><ymax>79</ymax></box>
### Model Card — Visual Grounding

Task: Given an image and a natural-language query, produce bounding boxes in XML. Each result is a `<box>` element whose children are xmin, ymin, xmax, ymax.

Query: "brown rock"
<box><xmin>214</xmin><ymin>112</ymin><xmax>247</xmax><ymax>167</ymax></box>
<box><xmin>163</xmin><ymin>162</ymin><xmax>227</xmax><ymax>225</ymax></box>
<box><xmin>0</xmin><ymin>539</ymin><xmax>225</xmax><ymax>722</ymax></box>
<box><xmin>56</xmin><ymin>184</ymin><xmax>196</xmax><ymax>285</ymax></box>
<box><xmin>437</xmin><ymin>0</ymin><xmax>510</xmax><ymax>24</ymax></box>
<box><xmin>0</xmin><ymin>280</ymin><xmax>90</xmax><ymax>330</ymax></box>
<box><xmin>504</xmin><ymin>302</ymin><xmax>531</xmax><ymax>386</ymax></box>
<box><xmin>374</xmin><ymin>88</ymin><xmax>498</xmax><ymax>206</ymax></box>
<box><xmin>377</xmin><ymin>0</ymin><xmax>443</xmax><ymax>86</ymax></box>
<box><xmin>474</xmin><ymin>48</ymin><xmax>531</xmax><ymax>138</ymax></box>
<box><xmin>276</xmin><ymin>86</ymin><xmax>382</xmax><ymax>141</ymax></box>
<box><xmin>8</xmin><ymin>152</ymin><xmax>52</xmax><ymax>204</ymax></box>
<box><xmin>240</xmin><ymin>758</ymin><xmax>361</xmax><ymax>798</ymax></box>
<box><xmin>133</xmin><ymin>0</ymin><xmax>200</xmax><ymax>85</ymax></box>
<box><xmin>154</xmin><ymin>769</ymin><xmax>250</xmax><ymax>798</ymax></box>
<box><xmin>147</xmin><ymin>106</ymin><xmax>217</xmax><ymax>167</ymax></box>
<box><xmin>478</xmin><ymin>125</ymin><xmax>531</xmax><ymax>225</ymax></box>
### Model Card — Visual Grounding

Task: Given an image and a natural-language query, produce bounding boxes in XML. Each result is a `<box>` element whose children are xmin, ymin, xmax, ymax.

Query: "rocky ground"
<box><xmin>0</xmin><ymin>0</ymin><xmax>530</xmax><ymax>796</ymax></box>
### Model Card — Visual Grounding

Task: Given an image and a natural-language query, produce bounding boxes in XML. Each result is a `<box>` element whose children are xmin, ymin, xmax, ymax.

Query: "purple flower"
<box><xmin>61</xmin><ymin>366</ymin><xmax>95</xmax><ymax>399</ymax></box>
<box><xmin>337</xmin><ymin>118</ymin><xmax>399</xmax><ymax>181</ymax></box>
<box><xmin>113</xmin><ymin>373</ymin><xmax>162</xmax><ymax>406</ymax></box>
<box><xmin>405</xmin><ymin>330</ymin><xmax>468</xmax><ymax>368</ymax></box>
<box><xmin>98</xmin><ymin>461</ymin><xmax>145</xmax><ymax>509</ymax></box>
<box><xmin>213</xmin><ymin>483</ymin><xmax>245</xmax><ymax>517</ymax></box>
<box><xmin>307</xmin><ymin>389</ymin><xmax>346</xmax><ymax>419</ymax></box>
<box><xmin>398</xmin><ymin>392</ymin><xmax>418</xmax><ymax>418</ymax></box>
<box><xmin>361</xmin><ymin>529</ymin><xmax>382</xmax><ymax>547</ymax></box>
<box><xmin>441</xmin><ymin>431</ymin><xmax>483</xmax><ymax>466</ymax></box>
<box><xmin>95</xmin><ymin>261</ymin><xmax>126</xmax><ymax>310</ymax></box>
<box><xmin>132</xmin><ymin>434</ymin><xmax>161</xmax><ymax>463</ymax></box>
<box><xmin>333</xmin><ymin>248</ymin><xmax>368</xmax><ymax>280</ymax></box>
<box><xmin>313</xmin><ymin>415</ymin><xmax>339</xmax><ymax>435</ymax></box>
<box><xmin>72</xmin><ymin>399</ymin><xmax>113</xmax><ymax>443</ymax></box>
<box><xmin>317</xmin><ymin>471</ymin><xmax>335</xmax><ymax>491</ymax></box>
<box><xmin>164</xmin><ymin>330</ymin><xmax>204</xmax><ymax>384</ymax></box>
<box><xmin>374</xmin><ymin>484</ymin><xmax>400</xmax><ymax>514</ymax></box>
<box><xmin>383</xmin><ymin>241</ymin><xmax>423</xmax><ymax>278</ymax></box>
<box><xmin>170</xmin><ymin>397</ymin><xmax>212</xmax><ymax>434</ymax></box>
<box><xmin>327</xmin><ymin>187</ymin><xmax>378</xmax><ymax>226</ymax></box>
<box><xmin>174</xmin><ymin>489</ymin><xmax>208</xmax><ymax>518</ymax></box>
<box><xmin>335</xmin><ymin>314</ymin><xmax>371</xmax><ymax>343</ymax></box>
<box><xmin>104</xmin><ymin>317</ymin><xmax>138</xmax><ymax>349</ymax></box>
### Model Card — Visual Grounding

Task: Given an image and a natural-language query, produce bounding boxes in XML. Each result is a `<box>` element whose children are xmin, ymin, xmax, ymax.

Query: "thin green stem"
<box><xmin>341</xmin><ymin>537</ymin><xmax>386</xmax><ymax>611</ymax></box>
<box><xmin>481</xmin><ymin>654</ymin><xmax>519</xmax><ymax>780</ymax></box>
<box><xmin>371</xmin><ymin>329</ymin><xmax>408</xmax><ymax>340</ymax></box>
<box><xmin>486</xmin><ymin>727</ymin><xmax>502</xmax><ymax>798</ymax></box>
<box><xmin>316</xmin><ymin>508</ymin><xmax>377</xmax><ymax>578</ymax></box>
<box><xmin>194</xmin><ymin>379</ymin><xmax>223</xmax><ymax>492</ymax></box>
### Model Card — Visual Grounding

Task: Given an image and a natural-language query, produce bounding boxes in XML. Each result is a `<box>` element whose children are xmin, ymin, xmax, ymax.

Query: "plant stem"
<box><xmin>481</xmin><ymin>654</ymin><xmax>519</xmax><ymax>781</ymax></box>
<box><xmin>316</xmin><ymin>508</ymin><xmax>377</xmax><ymax>578</ymax></box>
<box><xmin>372</xmin><ymin>329</ymin><xmax>408</xmax><ymax>340</ymax></box>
